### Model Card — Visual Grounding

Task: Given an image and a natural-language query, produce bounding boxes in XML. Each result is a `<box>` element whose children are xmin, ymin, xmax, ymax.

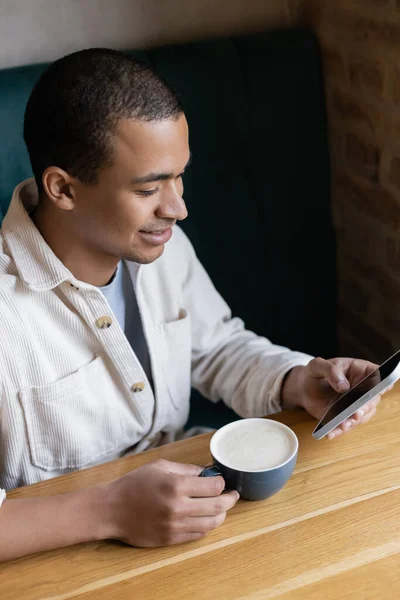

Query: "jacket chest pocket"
<box><xmin>160</xmin><ymin>310</ymin><xmax>192</xmax><ymax>414</ymax></box>
<box><xmin>19</xmin><ymin>355</ymin><xmax>137</xmax><ymax>471</ymax></box>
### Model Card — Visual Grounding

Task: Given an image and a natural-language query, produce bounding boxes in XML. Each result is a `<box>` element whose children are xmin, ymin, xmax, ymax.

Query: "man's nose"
<box><xmin>157</xmin><ymin>184</ymin><xmax>188</xmax><ymax>222</ymax></box>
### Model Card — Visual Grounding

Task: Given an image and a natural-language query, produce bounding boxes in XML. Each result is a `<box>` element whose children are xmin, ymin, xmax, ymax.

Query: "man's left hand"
<box><xmin>282</xmin><ymin>357</ymin><xmax>384</xmax><ymax>440</ymax></box>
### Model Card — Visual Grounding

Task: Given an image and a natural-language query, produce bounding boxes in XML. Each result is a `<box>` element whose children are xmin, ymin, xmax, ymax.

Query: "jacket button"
<box><xmin>96</xmin><ymin>316</ymin><xmax>113</xmax><ymax>329</ymax></box>
<box><xmin>132</xmin><ymin>382</ymin><xmax>145</xmax><ymax>393</ymax></box>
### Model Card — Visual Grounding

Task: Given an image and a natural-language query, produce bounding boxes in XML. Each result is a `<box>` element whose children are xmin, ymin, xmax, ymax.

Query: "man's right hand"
<box><xmin>101</xmin><ymin>459</ymin><xmax>240</xmax><ymax>547</ymax></box>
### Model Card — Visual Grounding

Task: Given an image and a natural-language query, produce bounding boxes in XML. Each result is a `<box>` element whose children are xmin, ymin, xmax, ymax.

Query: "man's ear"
<box><xmin>42</xmin><ymin>167</ymin><xmax>77</xmax><ymax>211</ymax></box>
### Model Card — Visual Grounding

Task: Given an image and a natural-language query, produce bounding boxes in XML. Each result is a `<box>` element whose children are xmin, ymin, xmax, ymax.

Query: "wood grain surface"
<box><xmin>1</xmin><ymin>386</ymin><xmax>399</xmax><ymax>600</ymax></box>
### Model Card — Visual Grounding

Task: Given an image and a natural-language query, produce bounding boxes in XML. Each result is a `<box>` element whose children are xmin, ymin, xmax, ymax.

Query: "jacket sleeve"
<box><xmin>177</xmin><ymin>228</ymin><xmax>314</xmax><ymax>417</ymax></box>
<box><xmin>0</xmin><ymin>380</ymin><xmax>4</xmax><ymax>504</ymax></box>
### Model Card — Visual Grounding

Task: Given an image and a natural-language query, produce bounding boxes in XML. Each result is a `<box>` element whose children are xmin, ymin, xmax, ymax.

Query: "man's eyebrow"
<box><xmin>131</xmin><ymin>152</ymin><xmax>192</xmax><ymax>185</ymax></box>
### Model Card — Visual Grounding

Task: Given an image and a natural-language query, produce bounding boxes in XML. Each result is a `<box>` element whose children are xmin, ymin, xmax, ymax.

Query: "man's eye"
<box><xmin>138</xmin><ymin>188</ymin><xmax>160</xmax><ymax>197</ymax></box>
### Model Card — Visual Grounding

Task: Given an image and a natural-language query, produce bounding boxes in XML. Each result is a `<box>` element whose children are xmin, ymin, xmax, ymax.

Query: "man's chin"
<box><xmin>123</xmin><ymin>243</ymin><xmax>165</xmax><ymax>265</ymax></box>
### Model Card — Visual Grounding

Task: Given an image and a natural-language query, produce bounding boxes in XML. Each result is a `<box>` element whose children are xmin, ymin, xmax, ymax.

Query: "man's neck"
<box><xmin>31</xmin><ymin>202</ymin><xmax>119</xmax><ymax>287</ymax></box>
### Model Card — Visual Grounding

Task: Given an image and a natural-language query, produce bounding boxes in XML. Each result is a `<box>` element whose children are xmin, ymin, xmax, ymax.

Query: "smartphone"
<box><xmin>312</xmin><ymin>349</ymin><xmax>400</xmax><ymax>440</ymax></box>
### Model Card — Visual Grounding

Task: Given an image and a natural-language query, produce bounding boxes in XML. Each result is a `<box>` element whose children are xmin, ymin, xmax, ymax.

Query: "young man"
<box><xmin>0</xmin><ymin>49</ymin><xmax>380</xmax><ymax>560</ymax></box>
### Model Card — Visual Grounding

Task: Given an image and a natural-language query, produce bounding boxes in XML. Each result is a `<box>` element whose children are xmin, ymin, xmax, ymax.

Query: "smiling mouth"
<box><xmin>138</xmin><ymin>227</ymin><xmax>174</xmax><ymax>246</ymax></box>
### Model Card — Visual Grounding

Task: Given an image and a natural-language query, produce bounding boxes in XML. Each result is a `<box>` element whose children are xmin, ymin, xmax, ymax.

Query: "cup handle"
<box><xmin>199</xmin><ymin>464</ymin><xmax>229</xmax><ymax>491</ymax></box>
<box><xmin>199</xmin><ymin>464</ymin><xmax>223</xmax><ymax>478</ymax></box>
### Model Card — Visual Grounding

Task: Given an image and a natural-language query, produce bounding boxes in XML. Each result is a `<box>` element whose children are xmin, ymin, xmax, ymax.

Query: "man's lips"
<box><xmin>138</xmin><ymin>227</ymin><xmax>173</xmax><ymax>245</ymax></box>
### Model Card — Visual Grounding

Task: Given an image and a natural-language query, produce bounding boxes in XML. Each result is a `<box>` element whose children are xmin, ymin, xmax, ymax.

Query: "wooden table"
<box><xmin>2</xmin><ymin>386</ymin><xmax>400</xmax><ymax>600</ymax></box>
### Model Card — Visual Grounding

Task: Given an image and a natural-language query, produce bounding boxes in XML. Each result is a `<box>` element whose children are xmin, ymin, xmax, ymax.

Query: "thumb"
<box><xmin>307</xmin><ymin>357</ymin><xmax>350</xmax><ymax>394</ymax></box>
<box><xmin>160</xmin><ymin>460</ymin><xmax>203</xmax><ymax>477</ymax></box>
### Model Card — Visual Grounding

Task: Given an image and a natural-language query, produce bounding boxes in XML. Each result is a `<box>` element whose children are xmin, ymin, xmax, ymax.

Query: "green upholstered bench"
<box><xmin>0</xmin><ymin>29</ymin><xmax>336</xmax><ymax>429</ymax></box>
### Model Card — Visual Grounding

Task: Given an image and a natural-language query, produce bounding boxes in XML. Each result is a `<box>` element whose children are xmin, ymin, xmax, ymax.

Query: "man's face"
<box><xmin>69</xmin><ymin>114</ymin><xmax>190</xmax><ymax>264</ymax></box>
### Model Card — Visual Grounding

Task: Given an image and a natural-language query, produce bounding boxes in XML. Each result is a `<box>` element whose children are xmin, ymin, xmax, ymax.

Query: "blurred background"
<box><xmin>1</xmin><ymin>0</ymin><xmax>399</xmax><ymax>364</ymax></box>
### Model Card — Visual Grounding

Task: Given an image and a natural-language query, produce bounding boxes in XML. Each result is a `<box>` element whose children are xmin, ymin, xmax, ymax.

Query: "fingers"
<box><xmin>185</xmin><ymin>512</ymin><xmax>227</xmax><ymax>533</ymax></box>
<box><xmin>167</xmin><ymin>513</ymin><xmax>228</xmax><ymax>539</ymax></box>
<box><xmin>307</xmin><ymin>357</ymin><xmax>350</xmax><ymax>393</ymax></box>
<box><xmin>326</xmin><ymin>398</ymin><xmax>380</xmax><ymax>440</ymax></box>
<box><xmin>332</xmin><ymin>358</ymin><xmax>378</xmax><ymax>380</ymax></box>
<box><xmin>336</xmin><ymin>407</ymin><xmax>376</xmax><ymax>436</ymax></box>
<box><xmin>326</xmin><ymin>420</ymin><xmax>353</xmax><ymax>440</ymax></box>
<box><xmin>181</xmin><ymin>490</ymin><xmax>240</xmax><ymax>517</ymax></box>
<box><xmin>158</xmin><ymin>459</ymin><xmax>204</xmax><ymax>477</ymax></box>
<box><xmin>155</xmin><ymin>460</ymin><xmax>229</xmax><ymax>498</ymax></box>
<box><xmin>179</xmin><ymin>474</ymin><xmax>227</xmax><ymax>498</ymax></box>
<box><xmin>162</xmin><ymin>517</ymin><xmax>223</xmax><ymax>546</ymax></box>
<box><xmin>308</xmin><ymin>357</ymin><xmax>382</xmax><ymax>395</ymax></box>
<box><xmin>352</xmin><ymin>396</ymin><xmax>381</xmax><ymax>421</ymax></box>
<box><xmin>155</xmin><ymin>461</ymin><xmax>228</xmax><ymax>497</ymax></box>
<box><xmin>159</xmin><ymin>493</ymin><xmax>239</xmax><ymax>545</ymax></box>
<box><xmin>358</xmin><ymin>406</ymin><xmax>377</xmax><ymax>425</ymax></box>
<box><xmin>359</xmin><ymin>360</ymin><xmax>380</xmax><ymax>375</ymax></box>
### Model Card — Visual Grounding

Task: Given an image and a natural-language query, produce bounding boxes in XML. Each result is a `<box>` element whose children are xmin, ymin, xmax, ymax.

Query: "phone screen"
<box><xmin>313</xmin><ymin>350</ymin><xmax>400</xmax><ymax>435</ymax></box>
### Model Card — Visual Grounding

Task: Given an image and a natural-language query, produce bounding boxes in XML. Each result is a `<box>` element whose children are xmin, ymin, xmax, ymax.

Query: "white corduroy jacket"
<box><xmin>0</xmin><ymin>179</ymin><xmax>312</xmax><ymax>492</ymax></box>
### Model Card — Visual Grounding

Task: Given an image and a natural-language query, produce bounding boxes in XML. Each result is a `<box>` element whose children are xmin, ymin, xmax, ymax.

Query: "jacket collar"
<box><xmin>2</xmin><ymin>179</ymin><xmax>81</xmax><ymax>291</ymax></box>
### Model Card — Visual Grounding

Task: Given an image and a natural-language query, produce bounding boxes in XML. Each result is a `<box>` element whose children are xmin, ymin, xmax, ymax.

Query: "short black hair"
<box><xmin>23</xmin><ymin>48</ymin><xmax>183</xmax><ymax>193</ymax></box>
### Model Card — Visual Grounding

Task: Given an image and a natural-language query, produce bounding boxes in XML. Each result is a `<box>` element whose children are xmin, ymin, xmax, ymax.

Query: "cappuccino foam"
<box><xmin>214</xmin><ymin>420</ymin><xmax>295</xmax><ymax>471</ymax></box>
